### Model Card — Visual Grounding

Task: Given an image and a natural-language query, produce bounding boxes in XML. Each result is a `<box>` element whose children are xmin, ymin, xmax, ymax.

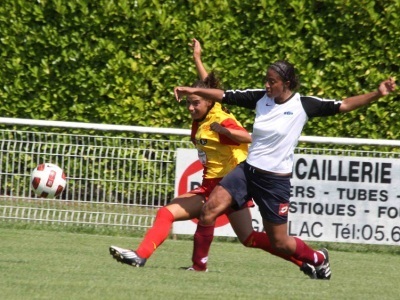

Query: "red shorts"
<box><xmin>188</xmin><ymin>177</ymin><xmax>254</xmax><ymax>215</ymax></box>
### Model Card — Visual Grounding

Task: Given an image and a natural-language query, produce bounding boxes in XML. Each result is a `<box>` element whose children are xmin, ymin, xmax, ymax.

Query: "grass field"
<box><xmin>1</xmin><ymin>226</ymin><xmax>399</xmax><ymax>300</ymax></box>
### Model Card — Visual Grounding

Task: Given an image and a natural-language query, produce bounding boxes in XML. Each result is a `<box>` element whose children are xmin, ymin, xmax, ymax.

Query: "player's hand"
<box><xmin>210</xmin><ymin>122</ymin><xmax>228</xmax><ymax>135</ymax></box>
<box><xmin>378</xmin><ymin>77</ymin><xmax>397</xmax><ymax>96</ymax></box>
<box><xmin>190</xmin><ymin>38</ymin><xmax>202</xmax><ymax>61</ymax></box>
<box><xmin>174</xmin><ymin>86</ymin><xmax>191</xmax><ymax>102</ymax></box>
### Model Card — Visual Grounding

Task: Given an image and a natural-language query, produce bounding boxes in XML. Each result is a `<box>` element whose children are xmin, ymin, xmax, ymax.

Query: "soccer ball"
<box><xmin>31</xmin><ymin>163</ymin><xmax>67</xmax><ymax>198</ymax></box>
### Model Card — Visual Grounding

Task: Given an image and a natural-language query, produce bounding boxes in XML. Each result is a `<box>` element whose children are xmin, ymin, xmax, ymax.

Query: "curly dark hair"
<box><xmin>191</xmin><ymin>71</ymin><xmax>221</xmax><ymax>89</ymax></box>
<box><xmin>190</xmin><ymin>72</ymin><xmax>230</xmax><ymax>113</ymax></box>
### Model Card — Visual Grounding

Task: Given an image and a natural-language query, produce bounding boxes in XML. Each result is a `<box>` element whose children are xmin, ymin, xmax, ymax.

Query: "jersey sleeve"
<box><xmin>218</xmin><ymin>118</ymin><xmax>248</xmax><ymax>145</ymax></box>
<box><xmin>223</xmin><ymin>89</ymin><xmax>266</xmax><ymax>109</ymax></box>
<box><xmin>300</xmin><ymin>96</ymin><xmax>342</xmax><ymax>118</ymax></box>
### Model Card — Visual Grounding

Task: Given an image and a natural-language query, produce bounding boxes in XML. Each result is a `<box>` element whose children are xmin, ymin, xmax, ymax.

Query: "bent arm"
<box><xmin>221</xmin><ymin>128</ymin><xmax>252</xmax><ymax>144</ymax></box>
<box><xmin>174</xmin><ymin>87</ymin><xmax>225</xmax><ymax>102</ymax></box>
<box><xmin>210</xmin><ymin>121</ymin><xmax>251</xmax><ymax>144</ymax></box>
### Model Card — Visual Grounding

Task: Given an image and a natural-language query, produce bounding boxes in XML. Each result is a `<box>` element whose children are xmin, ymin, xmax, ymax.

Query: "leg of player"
<box><xmin>263</xmin><ymin>220</ymin><xmax>331</xmax><ymax>280</ymax></box>
<box><xmin>228</xmin><ymin>209</ymin><xmax>308</xmax><ymax>271</ymax></box>
<box><xmin>110</xmin><ymin>193</ymin><xmax>204</xmax><ymax>267</ymax></box>
<box><xmin>191</xmin><ymin>185</ymin><xmax>233</xmax><ymax>271</ymax></box>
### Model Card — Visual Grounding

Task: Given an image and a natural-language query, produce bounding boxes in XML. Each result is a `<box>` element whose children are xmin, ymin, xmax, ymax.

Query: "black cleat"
<box><xmin>300</xmin><ymin>262</ymin><xmax>317</xmax><ymax>279</ymax></box>
<box><xmin>109</xmin><ymin>245</ymin><xmax>146</xmax><ymax>267</ymax></box>
<box><xmin>315</xmin><ymin>248</ymin><xmax>331</xmax><ymax>280</ymax></box>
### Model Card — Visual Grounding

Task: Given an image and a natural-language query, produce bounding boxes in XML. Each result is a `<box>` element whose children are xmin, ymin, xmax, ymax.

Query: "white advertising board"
<box><xmin>172</xmin><ymin>148</ymin><xmax>400</xmax><ymax>245</ymax></box>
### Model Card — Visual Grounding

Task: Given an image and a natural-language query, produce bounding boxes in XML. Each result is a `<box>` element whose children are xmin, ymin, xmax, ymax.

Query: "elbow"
<box><xmin>244</xmin><ymin>136</ymin><xmax>252</xmax><ymax>143</ymax></box>
<box><xmin>338</xmin><ymin>104</ymin><xmax>353</xmax><ymax>113</ymax></box>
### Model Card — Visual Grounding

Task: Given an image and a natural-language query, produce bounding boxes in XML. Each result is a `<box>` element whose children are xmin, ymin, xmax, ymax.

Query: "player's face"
<box><xmin>264</xmin><ymin>69</ymin><xmax>289</xmax><ymax>100</ymax></box>
<box><xmin>186</xmin><ymin>95</ymin><xmax>212</xmax><ymax>121</ymax></box>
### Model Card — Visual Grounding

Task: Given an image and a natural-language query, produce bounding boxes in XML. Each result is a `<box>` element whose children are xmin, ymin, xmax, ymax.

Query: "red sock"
<box><xmin>136</xmin><ymin>207</ymin><xmax>175</xmax><ymax>259</ymax></box>
<box><xmin>244</xmin><ymin>231</ymin><xmax>303</xmax><ymax>267</ymax></box>
<box><xmin>292</xmin><ymin>237</ymin><xmax>325</xmax><ymax>266</ymax></box>
<box><xmin>192</xmin><ymin>223</ymin><xmax>214</xmax><ymax>271</ymax></box>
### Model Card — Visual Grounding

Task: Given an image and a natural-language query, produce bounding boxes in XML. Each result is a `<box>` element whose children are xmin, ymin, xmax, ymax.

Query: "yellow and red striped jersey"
<box><xmin>191</xmin><ymin>103</ymin><xmax>248</xmax><ymax>179</ymax></box>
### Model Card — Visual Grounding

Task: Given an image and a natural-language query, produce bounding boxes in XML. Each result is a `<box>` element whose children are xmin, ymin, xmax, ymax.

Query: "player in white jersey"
<box><xmin>174</xmin><ymin>60</ymin><xmax>396</xmax><ymax>279</ymax></box>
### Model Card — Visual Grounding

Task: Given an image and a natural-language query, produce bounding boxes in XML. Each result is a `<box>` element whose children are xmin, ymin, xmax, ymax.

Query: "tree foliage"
<box><xmin>0</xmin><ymin>0</ymin><xmax>399</xmax><ymax>139</ymax></box>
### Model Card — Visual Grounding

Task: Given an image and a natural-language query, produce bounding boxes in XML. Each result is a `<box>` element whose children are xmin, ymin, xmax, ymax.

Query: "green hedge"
<box><xmin>0</xmin><ymin>0</ymin><xmax>399</xmax><ymax>139</ymax></box>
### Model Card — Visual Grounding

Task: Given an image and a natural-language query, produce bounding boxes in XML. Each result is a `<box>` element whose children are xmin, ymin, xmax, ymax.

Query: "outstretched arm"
<box><xmin>339</xmin><ymin>77</ymin><xmax>397</xmax><ymax>113</ymax></box>
<box><xmin>190</xmin><ymin>38</ymin><xmax>208</xmax><ymax>81</ymax></box>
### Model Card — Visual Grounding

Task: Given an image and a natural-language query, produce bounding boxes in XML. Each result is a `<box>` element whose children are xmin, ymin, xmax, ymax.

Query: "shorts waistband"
<box><xmin>246</xmin><ymin>163</ymin><xmax>292</xmax><ymax>177</ymax></box>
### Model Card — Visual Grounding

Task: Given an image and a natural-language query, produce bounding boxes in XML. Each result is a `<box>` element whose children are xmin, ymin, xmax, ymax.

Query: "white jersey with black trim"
<box><xmin>222</xmin><ymin>89</ymin><xmax>342</xmax><ymax>174</ymax></box>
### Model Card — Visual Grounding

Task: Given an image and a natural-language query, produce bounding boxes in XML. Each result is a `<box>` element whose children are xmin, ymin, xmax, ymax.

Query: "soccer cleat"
<box><xmin>180</xmin><ymin>266</ymin><xmax>208</xmax><ymax>272</ymax></box>
<box><xmin>300</xmin><ymin>262</ymin><xmax>317</xmax><ymax>279</ymax></box>
<box><xmin>109</xmin><ymin>245</ymin><xmax>146</xmax><ymax>267</ymax></box>
<box><xmin>315</xmin><ymin>248</ymin><xmax>331</xmax><ymax>280</ymax></box>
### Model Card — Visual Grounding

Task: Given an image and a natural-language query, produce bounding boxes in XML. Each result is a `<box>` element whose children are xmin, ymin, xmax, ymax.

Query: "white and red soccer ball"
<box><xmin>31</xmin><ymin>163</ymin><xmax>67</xmax><ymax>198</ymax></box>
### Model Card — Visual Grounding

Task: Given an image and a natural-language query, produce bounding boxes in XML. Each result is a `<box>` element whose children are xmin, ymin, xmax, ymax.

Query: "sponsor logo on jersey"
<box><xmin>284</xmin><ymin>111</ymin><xmax>293</xmax><ymax>115</ymax></box>
<box><xmin>199</xmin><ymin>139</ymin><xmax>207</xmax><ymax>145</ymax></box>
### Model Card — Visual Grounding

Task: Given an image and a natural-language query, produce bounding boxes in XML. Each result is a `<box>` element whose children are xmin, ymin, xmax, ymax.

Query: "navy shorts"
<box><xmin>219</xmin><ymin>161</ymin><xmax>291</xmax><ymax>224</ymax></box>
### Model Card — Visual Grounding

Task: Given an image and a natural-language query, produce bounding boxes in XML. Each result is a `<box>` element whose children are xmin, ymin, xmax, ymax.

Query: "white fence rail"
<box><xmin>1</xmin><ymin>118</ymin><xmax>400</xmax><ymax>236</ymax></box>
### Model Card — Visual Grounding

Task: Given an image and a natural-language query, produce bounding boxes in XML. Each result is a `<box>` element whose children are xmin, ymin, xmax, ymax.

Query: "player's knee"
<box><xmin>198</xmin><ymin>204</ymin><xmax>218</xmax><ymax>225</ymax></box>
